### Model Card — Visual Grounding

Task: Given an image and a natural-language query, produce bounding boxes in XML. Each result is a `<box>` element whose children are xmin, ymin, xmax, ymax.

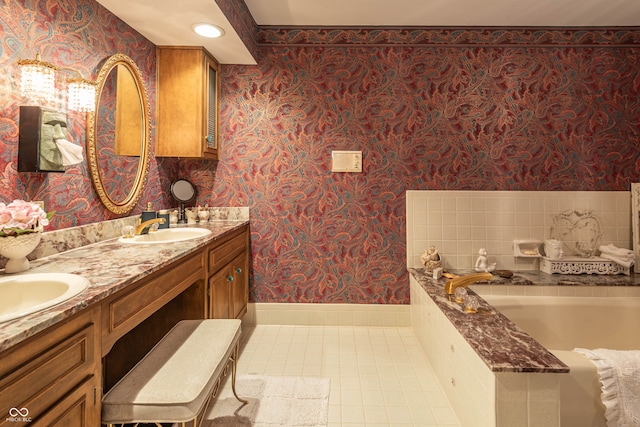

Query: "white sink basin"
<box><xmin>118</xmin><ymin>227</ymin><xmax>212</xmax><ymax>244</ymax></box>
<box><xmin>0</xmin><ymin>273</ymin><xmax>90</xmax><ymax>323</ymax></box>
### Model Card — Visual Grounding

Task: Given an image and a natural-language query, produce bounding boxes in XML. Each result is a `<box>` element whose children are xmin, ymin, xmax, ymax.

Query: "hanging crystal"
<box><xmin>67</xmin><ymin>77</ymin><xmax>96</xmax><ymax>112</ymax></box>
<box><xmin>17</xmin><ymin>54</ymin><xmax>56</xmax><ymax>101</ymax></box>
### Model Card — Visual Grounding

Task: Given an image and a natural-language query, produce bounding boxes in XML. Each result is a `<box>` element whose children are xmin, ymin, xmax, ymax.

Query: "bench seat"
<box><xmin>102</xmin><ymin>319</ymin><xmax>245</xmax><ymax>426</ymax></box>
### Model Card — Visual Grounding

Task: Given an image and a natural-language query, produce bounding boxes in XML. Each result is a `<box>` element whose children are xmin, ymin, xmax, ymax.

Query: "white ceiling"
<box><xmin>96</xmin><ymin>0</ymin><xmax>640</xmax><ymax>66</ymax></box>
<box><xmin>245</xmin><ymin>0</ymin><xmax>640</xmax><ymax>27</ymax></box>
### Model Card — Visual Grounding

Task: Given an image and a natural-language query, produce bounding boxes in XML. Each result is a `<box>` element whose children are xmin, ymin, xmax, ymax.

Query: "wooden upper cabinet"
<box><xmin>156</xmin><ymin>46</ymin><xmax>220</xmax><ymax>159</ymax></box>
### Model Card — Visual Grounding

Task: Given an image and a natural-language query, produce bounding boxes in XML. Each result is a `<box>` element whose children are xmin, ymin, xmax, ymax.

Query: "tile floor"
<box><xmin>233</xmin><ymin>324</ymin><xmax>462</xmax><ymax>427</ymax></box>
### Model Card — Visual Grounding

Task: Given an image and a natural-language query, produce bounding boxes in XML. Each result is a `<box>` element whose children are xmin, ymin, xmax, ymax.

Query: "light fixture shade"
<box><xmin>18</xmin><ymin>57</ymin><xmax>56</xmax><ymax>101</ymax></box>
<box><xmin>192</xmin><ymin>23</ymin><xmax>225</xmax><ymax>38</ymax></box>
<box><xmin>67</xmin><ymin>78</ymin><xmax>96</xmax><ymax>112</ymax></box>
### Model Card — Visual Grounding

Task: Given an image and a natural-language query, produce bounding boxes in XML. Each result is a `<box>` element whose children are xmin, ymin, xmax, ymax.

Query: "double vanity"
<box><xmin>0</xmin><ymin>220</ymin><xmax>249</xmax><ymax>425</ymax></box>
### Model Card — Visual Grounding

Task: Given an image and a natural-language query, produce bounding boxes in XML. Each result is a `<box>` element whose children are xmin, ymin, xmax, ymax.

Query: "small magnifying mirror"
<box><xmin>170</xmin><ymin>179</ymin><xmax>196</xmax><ymax>224</ymax></box>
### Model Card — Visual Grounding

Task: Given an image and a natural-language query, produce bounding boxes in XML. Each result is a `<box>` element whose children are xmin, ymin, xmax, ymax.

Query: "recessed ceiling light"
<box><xmin>191</xmin><ymin>23</ymin><xmax>225</xmax><ymax>38</ymax></box>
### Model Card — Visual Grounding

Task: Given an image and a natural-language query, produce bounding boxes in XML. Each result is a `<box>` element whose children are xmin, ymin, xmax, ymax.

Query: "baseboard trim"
<box><xmin>242</xmin><ymin>302</ymin><xmax>411</xmax><ymax>328</ymax></box>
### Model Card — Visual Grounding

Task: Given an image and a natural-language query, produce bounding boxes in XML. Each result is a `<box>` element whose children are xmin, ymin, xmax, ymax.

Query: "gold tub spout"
<box><xmin>135</xmin><ymin>218</ymin><xmax>166</xmax><ymax>235</ymax></box>
<box><xmin>444</xmin><ymin>272</ymin><xmax>493</xmax><ymax>295</ymax></box>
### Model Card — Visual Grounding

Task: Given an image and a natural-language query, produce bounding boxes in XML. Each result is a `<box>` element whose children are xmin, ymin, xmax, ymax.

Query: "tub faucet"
<box><xmin>444</xmin><ymin>272</ymin><xmax>493</xmax><ymax>295</ymax></box>
<box><xmin>135</xmin><ymin>218</ymin><xmax>166</xmax><ymax>235</ymax></box>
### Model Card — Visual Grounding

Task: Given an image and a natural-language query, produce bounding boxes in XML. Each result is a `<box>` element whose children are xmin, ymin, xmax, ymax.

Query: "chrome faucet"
<box><xmin>444</xmin><ymin>272</ymin><xmax>493</xmax><ymax>295</ymax></box>
<box><xmin>135</xmin><ymin>218</ymin><xmax>166</xmax><ymax>235</ymax></box>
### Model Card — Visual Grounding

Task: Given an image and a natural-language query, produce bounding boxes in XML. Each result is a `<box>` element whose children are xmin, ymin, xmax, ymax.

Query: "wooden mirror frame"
<box><xmin>87</xmin><ymin>54</ymin><xmax>151</xmax><ymax>214</ymax></box>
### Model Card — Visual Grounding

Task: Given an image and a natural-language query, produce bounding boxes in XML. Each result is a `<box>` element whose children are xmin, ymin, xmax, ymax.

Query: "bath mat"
<box><xmin>204</xmin><ymin>375</ymin><xmax>330</xmax><ymax>426</ymax></box>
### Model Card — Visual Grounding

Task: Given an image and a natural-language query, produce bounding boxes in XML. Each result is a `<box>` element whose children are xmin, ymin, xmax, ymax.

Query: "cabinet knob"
<box><xmin>228</xmin><ymin>276</ymin><xmax>234</xmax><ymax>282</ymax></box>
<box><xmin>206</xmin><ymin>135</ymin><xmax>213</xmax><ymax>142</ymax></box>
<box><xmin>236</xmin><ymin>267</ymin><xmax>242</xmax><ymax>274</ymax></box>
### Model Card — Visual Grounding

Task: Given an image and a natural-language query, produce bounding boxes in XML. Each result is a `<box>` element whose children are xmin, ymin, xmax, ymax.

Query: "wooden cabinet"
<box><xmin>156</xmin><ymin>46</ymin><xmax>220</xmax><ymax>159</ymax></box>
<box><xmin>230</xmin><ymin>253</ymin><xmax>249</xmax><ymax>319</ymax></box>
<box><xmin>101</xmin><ymin>250</ymin><xmax>205</xmax><ymax>356</ymax></box>
<box><xmin>0</xmin><ymin>223</ymin><xmax>248</xmax><ymax>424</ymax></box>
<box><xmin>0</xmin><ymin>307</ymin><xmax>101</xmax><ymax>426</ymax></box>
<box><xmin>207</xmin><ymin>225</ymin><xmax>249</xmax><ymax>319</ymax></box>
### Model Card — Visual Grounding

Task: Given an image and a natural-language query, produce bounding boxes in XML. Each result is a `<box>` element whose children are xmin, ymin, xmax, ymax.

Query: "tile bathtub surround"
<box><xmin>409</xmin><ymin>268</ymin><xmax>567</xmax><ymax>373</ymax></box>
<box><xmin>407</xmin><ymin>190</ymin><xmax>631</xmax><ymax>271</ymax></box>
<box><xmin>410</xmin><ymin>270</ymin><xmax>563</xmax><ymax>427</ymax></box>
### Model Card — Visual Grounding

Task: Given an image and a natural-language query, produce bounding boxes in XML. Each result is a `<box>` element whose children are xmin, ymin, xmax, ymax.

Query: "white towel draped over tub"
<box><xmin>574</xmin><ymin>348</ymin><xmax>640</xmax><ymax>427</ymax></box>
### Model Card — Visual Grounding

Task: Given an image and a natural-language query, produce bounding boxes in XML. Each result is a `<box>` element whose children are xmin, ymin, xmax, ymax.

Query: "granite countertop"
<box><xmin>0</xmin><ymin>221</ymin><xmax>249</xmax><ymax>352</ymax></box>
<box><xmin>410</xmin><ymin>268</ymin><xmax>570</xmax><ymax>373</ymax></box>
<box><xmin>451</xmin><ymin>268</ymin><xmax>640</xmax><ymax>286</ymax></box>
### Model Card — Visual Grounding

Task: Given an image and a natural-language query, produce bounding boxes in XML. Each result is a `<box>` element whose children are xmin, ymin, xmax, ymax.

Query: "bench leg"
<box><xmin>230</xmin><ymin>341</ymin><xmax>248</xmax><ymax>405</ymax></box>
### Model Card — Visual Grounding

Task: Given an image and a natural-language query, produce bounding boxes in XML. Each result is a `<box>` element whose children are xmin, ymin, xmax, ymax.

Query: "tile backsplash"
<box><xmin>406</xmin><ymin>190</ymin><xmax>631</xmax><ymax>271</ymax></box>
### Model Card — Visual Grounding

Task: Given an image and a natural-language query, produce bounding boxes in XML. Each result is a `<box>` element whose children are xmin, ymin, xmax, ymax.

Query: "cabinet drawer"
<box><xmin>0</xmin><ymin>308</ymin><xmax>99</xmax><ymax>426</ymax></box>
<box><xmin>32</xmin><ymin>376</ymin><xmax>98</xmax><ymax>427</ymax></box>
<box><xmin>103</xmin><ymin>251</ymin><xmax>204</xmax><ymax>353</ymax></box>
<box><xmin>208</xmin><ymin>230</ymin><xmax>247</xmax><ymax>275</ymax></box>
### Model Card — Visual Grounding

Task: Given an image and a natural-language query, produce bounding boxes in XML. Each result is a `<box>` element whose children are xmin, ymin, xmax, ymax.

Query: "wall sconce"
<box><xmin>17</xmin><ymin>53</ymin><xmax>96</xmax><ymax>113</ymax></box>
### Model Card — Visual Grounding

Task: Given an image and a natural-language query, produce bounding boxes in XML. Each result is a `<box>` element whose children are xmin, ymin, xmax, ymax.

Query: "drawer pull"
<box><xmin>228</xmin><ymin>276</ymin><xmax>234</xmax><ymax>282</ymax></box>
<box><xmin>236</xmin><ymin>268</ymin><xmax>242</xmax><ymax>274</ymax></box>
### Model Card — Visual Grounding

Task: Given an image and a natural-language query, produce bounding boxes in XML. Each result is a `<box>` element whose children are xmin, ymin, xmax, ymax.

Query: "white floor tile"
<box><xmin>235</xmin><ymin>325</ymin><xmax>461</xmax><ymax>427</ymax></box>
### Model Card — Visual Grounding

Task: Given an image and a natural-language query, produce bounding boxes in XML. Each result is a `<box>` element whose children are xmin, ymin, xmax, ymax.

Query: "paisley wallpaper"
<box><xmin>2</xmin><ymin>0</ymin><xmax>640</xmax><ymax>305</ymax></box>
<box><xmin>0</xmin><ymin>0</ymin><xmax>178</xmax><ymax>230</ymax></box>
<box><xmin>189</xmin><ymin>28</ymin><xmax>640</xmax><ymax>304</ymax></box>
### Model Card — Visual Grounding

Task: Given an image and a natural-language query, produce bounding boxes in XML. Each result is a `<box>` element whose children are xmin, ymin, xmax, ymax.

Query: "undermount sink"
<box><xmin>0</xmin><ymin>273</ymin><xmax>90</xmax><ymax>323</ymax></box>
<box><xmin>118</xmin><ymin>227</ymin><xmax>212</xmax><ymax>244</ymax></box>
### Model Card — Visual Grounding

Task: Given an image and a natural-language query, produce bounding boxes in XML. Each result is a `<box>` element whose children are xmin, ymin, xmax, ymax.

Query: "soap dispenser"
<box><xmin>141</xmin><ymin>202</ymin><xmax>157</xmax><ymax>222</ymax></box>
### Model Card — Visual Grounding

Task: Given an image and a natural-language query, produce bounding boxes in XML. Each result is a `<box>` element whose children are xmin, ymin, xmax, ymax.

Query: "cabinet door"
<box><xmin>156</xmin><ymin>46</ymin><xmax>219</xmax><ymax>159</ymax></box>
<box><xmin>209</xmin><ymin>266</ymin><xmax>231</xmax><ymax>319</ymax></box>
<box><xmin>0</xmin><ymin>307</ymin><xmax>100</xmax><ymax>426</ymax></box>
<box><xmin>203</xmin><ymin>53</ymin><xmax>219</xmax><ymax>158</ymax></box>
<box><xmin>230</xmin><ymin>254</ymin><xmax>248</xmax><ymax>319</ymax></box>
<box><xmin>32</xmin><ymin>377</ymin><xmax>99</xmax><ymax>427</ymax></box>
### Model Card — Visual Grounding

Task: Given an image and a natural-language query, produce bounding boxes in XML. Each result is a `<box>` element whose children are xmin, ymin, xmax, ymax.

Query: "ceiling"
<box><xmin>96</xmin><ymin>0</ymin><xmax>640</xmax><ymax>65</ymax></box>
<box><xmin>246</xmin><ymin>0</ymin><xmax>640</xmax><ymax>27</ymax></box>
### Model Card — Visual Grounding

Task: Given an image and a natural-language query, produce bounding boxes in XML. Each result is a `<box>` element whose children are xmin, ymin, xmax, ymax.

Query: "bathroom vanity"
<box><xmin>0</xmin><ymin>221</ymin><xmax>249</xmax><ymax>425</ymax></box>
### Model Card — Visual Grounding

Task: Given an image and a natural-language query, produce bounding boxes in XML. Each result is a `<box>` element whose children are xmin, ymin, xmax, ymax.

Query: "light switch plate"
<box><xmin>331</xmin><ymin>150</ymin><xmax>362</xmax><ymax>172</ymax></box>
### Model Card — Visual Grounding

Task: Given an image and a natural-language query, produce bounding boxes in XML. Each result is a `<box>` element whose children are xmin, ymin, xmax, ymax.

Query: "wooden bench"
<box><xmin>102</xmin><ymin>319</ymin><xmax>247</xmax><ymax>427</ymax></box>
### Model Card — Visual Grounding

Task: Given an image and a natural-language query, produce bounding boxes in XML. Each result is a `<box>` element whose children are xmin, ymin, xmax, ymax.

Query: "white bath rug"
<box><xmin>204</xmin><ymin>375</ymin><xmax>330</xmax><ymax>427</ymax></box>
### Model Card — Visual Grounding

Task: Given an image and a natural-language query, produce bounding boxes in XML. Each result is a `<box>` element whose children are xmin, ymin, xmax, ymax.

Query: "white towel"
<box><xmin>600</xmin><ymin>253</ymin><xmax>635</xmax><ymax>268</ymax></box>
<box><xmin>598</xmin><ymin>244</ymin><xmax>635</xmax><ymax>268</ymax></box>
<box><xmin>599</xmin><ymin>244</ymin><xmax>635</xmax><ymax>260</ymax></box>
<box><xmin>574</xmin><ymin>348</ymin><xmax>640</xmax><ymax>427</ymax></box>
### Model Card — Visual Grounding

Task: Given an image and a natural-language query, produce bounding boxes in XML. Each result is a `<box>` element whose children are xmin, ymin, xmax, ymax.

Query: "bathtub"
<box><xmin>481</xmin><ymin>294</ymin><xmax>640</xmax><ymax>427</ymax></box>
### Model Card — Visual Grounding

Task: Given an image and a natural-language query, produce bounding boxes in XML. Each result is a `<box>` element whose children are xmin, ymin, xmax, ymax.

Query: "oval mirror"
<box><xmin>87</xmin><ymin>54</ymin><xmax>150</xmax><ymax>214</ymax></box>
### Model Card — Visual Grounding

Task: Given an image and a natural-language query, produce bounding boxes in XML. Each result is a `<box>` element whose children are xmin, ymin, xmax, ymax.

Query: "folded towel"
<box><xmin>574</xmin><ymin>348</ymin><xmax>640</xmax><ymax>427</ymax></box>
<box><xmin>600</xmin><ymin>253</ymin><xmax>635</xmax><ymax>268</ymax></box>
<box><xmin>599</xmin><ymin>244</ymin><xmax>635</xmax><ymax>260</ymax></box>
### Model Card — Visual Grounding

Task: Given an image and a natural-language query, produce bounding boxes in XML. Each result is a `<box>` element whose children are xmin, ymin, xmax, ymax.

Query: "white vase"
<box><xmin>0</xmin><ymin>232</ymin><xmax>42</xmax><ymax>274</ymax></box>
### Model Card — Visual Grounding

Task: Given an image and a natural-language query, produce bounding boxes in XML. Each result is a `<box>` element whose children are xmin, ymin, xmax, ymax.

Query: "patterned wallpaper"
<box><xmin>0</xmin><ymin>0</ymin><xmax>178</xmax><ymax>230</ymax></box>
<box><xmin>2</xmin><ymin>0</ymin><xmax>640</xmax><ymax>305</ymax></box>
<box><xmin>189</xmin><ymin>28</ymin><xmax>640</xmax><ymax>304</ymax></box>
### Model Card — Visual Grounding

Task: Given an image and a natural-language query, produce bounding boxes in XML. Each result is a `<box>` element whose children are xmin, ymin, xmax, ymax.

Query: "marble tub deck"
<box><xmin>410</xmin><ymin>267</ymin><xmax>640</xmax><ymax>374</ymax></box>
